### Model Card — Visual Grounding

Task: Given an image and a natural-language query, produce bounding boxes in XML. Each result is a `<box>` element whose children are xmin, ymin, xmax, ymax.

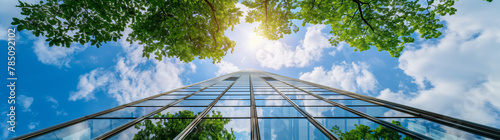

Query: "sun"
<box><xmin>248</xmin><ymin>31</ymin><xmax>265</xmax><ymax>48</ymax></box>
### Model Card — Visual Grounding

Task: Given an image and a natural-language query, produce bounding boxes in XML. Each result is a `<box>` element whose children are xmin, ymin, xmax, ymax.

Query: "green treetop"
<box><xmin>12</xmin><ymin>0</ymin><xmax>492</xmax><ymax>62</ymax></box>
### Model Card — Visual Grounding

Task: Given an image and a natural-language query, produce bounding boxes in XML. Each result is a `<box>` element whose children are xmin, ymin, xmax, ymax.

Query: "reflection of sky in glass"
<box><xmin>300</xmin><ymin>107</ymin><xmax>355</xmax><ymax>117</ymax></box>
<box><xmin>223</xmin><ymin>91</ymin><xmax>250</xmax><ymax>94</ymax></box>
<box><xmin>258</xmin><ymin>119</ymin><xmax>329</xmax><ymax>140</ymax></box>
<box><xmin>32</xmin><ymin>119</ymin><xmax>132</xmax><ymax>140</ymax></box>
<box><xmin>255</xmin><ymin>95</ymin><xmax>284</xmax><ymax>99</ymax></box>
<box><xmin>132</xmin><ymin>100</ymin><xmax>177</xmax><ymax>106</ymax></box>
<box><xmin>292</xmin><ymin>100</ymin><xmax>332</xmax><ymax>106</ymax></box>
<box><xmin>208</xmin><ymin>107</ymin><xmax>250</xmax><ymax>117</ymax></box>
<box><xmin>255</xmin><ymin>100</ymin><xmax>290</xmax><ymax>106</ymax></box>
<box><xmin>221</xmin><ymin>95</ymin><xmax>250</xmax><ymax>99</ymax></box>
<box><xmin>214</xmin><ymin>99</ymin><xmax>250</xmax><ymax>106</ymax></box>
<box><xmin>174</xmin><ymin>100</ymin><xmax>213</xmax><ymax>106</ymax></box>
<box><xmin>319</xmin><ymin>95</ymin><xmax>353</xmax><ymax>99</ymax></box>
<box><xmin>153</xmin><ymin>107</ymin><xmax>208</xmax><ymax>118</ymax></box>
<box><xmin>185</xmin><ymin>95</ymin><xmax>219</xmax><ymax>99</ymax></box>
<box><xmin>310</xmin><ymin>91</ymin><xmax>340</xmax><ymax>95</ymax></box>
<box><xmin>96</xmin><ymin>107</ymin><xmax>160</xmax><ymax>118</ymax></box>
<box><xmin>253</xmin><ymin>89</ymin><xmax>277</xmax><ymax>92</ymax></box>
<box><xmin>382</xmin><ymin>118</ymin><xmax>488</xmax><ymax>140</ymax></box>
<box><xmin>331</xmin><ymin>99</ymin><xmax>374</xmax><ymax>105</ymax></box>
<box><xmin>284</xmin><ymin>94</ymin><xmax>318</xmax><ymax>99</ymax></box>
<box><xmin>257</xmin><ymin>107</ymin><xmax>303</xmax><ymax>117</ymax></box>
<box><xmin>352</xmin><ymin>107</ymin><xmax>414</xmax><ymax>117</ymax></box>
<box><xmin>253</xmin><ymin>91</ymin><xmax>279</xmax><ymax>94</ymax></box>
<box><xmin>153</xmin><ymin>95</ymin><xmax>188</xmax><ymax>99</ymax></box>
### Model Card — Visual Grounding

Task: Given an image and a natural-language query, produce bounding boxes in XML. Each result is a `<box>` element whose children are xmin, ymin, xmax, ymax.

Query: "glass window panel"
<box><xmin>221</xmin><ymin>95</ymin><xmax>250</xmax><ymax>99</ymax></box>
<box><xmin>168</xmin><ymin>92</ymin><xmax>193</xmax><ymax>95</ymax></box>
<box><xmin>32</xmin><ymin>119</ymin><xmax>133</xmax><ymax>140</ymax></box>
<box><xmin>223</xmin><ymin>91</ymin><xmax>249</xmax><ymax>95</ymax></box>
<box><xmin>300</xmin><ymin>107</ymin><xmax>357</xmax><ymax>117</ymax></box>
<box><xmin>215</xmin><ymin>100</ymin><xmax>250</xmax><ymax>106</ymax></box>
<box><xmin>311</xmin><ymin>91</ymin><xmax>340</xmax><ymax>95</ymax></box>
<box><xmin>315</xmin><ymin>118</ymin><xmax>382</xmax><ymax>138</ymax></box>
<box><xmin>255</xmin><ymin>100</ymin><xmax>291</xmax><ymax>106</ymax></box>
<box><xmin>207</xmin><ymin>107</ymin><xmax>250</xmax><ymax>117</ymax></box>
<box><xmin>175</xmin><ymin>88</ymin><xmax>201</xmax><ymax>92</ymax></box>
<box><xmin>185</xmin><ymin>95</ymin><xmax>219</xmax><ymax>100</ymax></box>
<box><xmin>302</xmin><ymin>88</ymin><xmax>330</xmax><ymax>92</ymax></box>
<box><xmin>331</xmin><ymin>100</ymin><xmax>374</xmax><ymax>105</ymax></box>
<box><xmin>258</xmin><ymin>118</ymin><xmax>329</xmax><ymax>140</ymax></box>
<box><xmin>174</xmin><ymin>100</ymin><xmax>213</xmax><ymax>106</ymax></box>
<box><xmin>350</xmin><ymin>107</ymin><xmax>414</xmax><ymax>117</ymax></box>
<box><xmin>152</xmin><ymin>107</ymin><xmax>207</xmax><ymax>118</ymax></box>
<box><xmin>285</xmin><ymin>95</ymin><xmax>319</xmax><ymax>99</ymax></box>
<box><xmin>132</xmin><ymin>100</ymin><xmax>177</xmax><ymax>106</ymax></box>
<box><xmin>254</xmin><ymin>95</ymin><xmax>284</xmax><ymax>99</ymax></box>
<box><xmin>277</xmin><ymin>88</ymin><xmax>303</xmax><ymax>92</ymax></box>
<box><xmin>228</xmin><ymin>88</ymin><xmax>249</xmax><ymax>92</ymax></box>
<box><xmin>292</xmin><ymin>100</ymin><xmax>332</xmax><ymax>106</ymax></box>
<box><xmin>253</xmin><ymin>91</ymin><xmax>279</xmax><ymax>94</ymax></box>
<box><xmin>186</xmin><ymin>119</ymin><xmax>250</xmax><ymax>140</ymax></box>
<box><xmin>96</xmin><ymin>107</ymin><xmax>160</xmax><ymax>118</ymax></box>
<box><xmin>317</xmin><ymin>95</ymin><xmax>353</xmax><ymax>99</ymax></box>
<box><xmin>257</xmin><ymin>107</ymin><xmax>303</xmax><ymax>117</ymax></box>
<box><xmin>202</xmin><ymin>88</ymin><xmax>227</xmax><ymax>92</ymax></box>
<box><xmin>108</xmin><ymin>119</ymin><xmax>194</xmax><ymax>140</ymax></box>
<box><xmin>281</xmin><ymin>91</ymin><xmax>309</xmax><ymax>95</ymax></box>
<box><xmin>253</xmin><ymin>88</ymin><xmax>277</xmax><ymax>92</ymax></box>
<box><xmin>381</xmin><ymin>118</ymin><xmax>488</xmax><ymax>140</ymax></box>
<box><xmin>153</xmin><ymin>95</ymin><xmax>187</xmax><ymax>99</ymax></box>
<box><xmin>195</xmin><ymin>91</ymin><xmax>223</xmax><ymax>95</ymax></box>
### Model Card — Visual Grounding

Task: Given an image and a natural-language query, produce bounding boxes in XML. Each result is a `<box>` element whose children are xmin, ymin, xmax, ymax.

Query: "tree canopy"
<box><xmin>133</xmin><ymin>110</ymin><xmax>235</xmax><ymax>140</ymax></box>
<box><xmin>12</xmin><ymin>0</ymin><xmax>492</xmax><ymax>62</ymax></box>
<box><xmin>331</xmin><ymin>120</ymin><xmax>415</xmax><ymax>140</ymax></box>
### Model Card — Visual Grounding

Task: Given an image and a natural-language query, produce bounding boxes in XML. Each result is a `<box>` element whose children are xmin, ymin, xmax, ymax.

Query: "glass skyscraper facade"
<box><xmin>13</xmin><ymin>70</ymin><xmax>500</xmax><ymax>140</ymax></box>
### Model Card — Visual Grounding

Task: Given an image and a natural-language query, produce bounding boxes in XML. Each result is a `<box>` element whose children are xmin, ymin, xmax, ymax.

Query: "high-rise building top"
<box><xmin>13</xmin><ymin>70</ymin><xmax>500</xmax><ymax>140</ymax></box>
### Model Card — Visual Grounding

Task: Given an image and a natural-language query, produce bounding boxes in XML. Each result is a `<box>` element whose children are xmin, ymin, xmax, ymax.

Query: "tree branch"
<box><xmin>353</xmin><ymin>0</ymin><xmax>375</xmax><ymax>33</ymax></box>
<box><xmin>203</xmin><ymin>0</ymin><xmax>219</xmax><ymax>46</ymax></box>
<box><xmin>265</xmin><ymin>0</ymin><xmax>268</xmax><ymax>24</ymax></box>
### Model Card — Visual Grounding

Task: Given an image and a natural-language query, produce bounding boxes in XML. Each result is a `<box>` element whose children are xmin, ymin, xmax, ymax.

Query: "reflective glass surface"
<box><xmin>132</xmin><ymin>100</ymin><xmax>177</xmax><ymax>106</ymax></box>
<box><xmin>185</xmin><ymin>95</ymin><xmax>219</xmax><ymax>100</ymax></box>
<box><xmin>292</xmin><ymin>100</ymin><xmax>332</xmax><ymax>106</ymax></box>
<box><xmin>254</xmin><ymin>95</ymin><xmax>284</xmax><ymax>99</ymax></box>
<box><xmin>186</xmin><ymin>119</ymin><xmax>250</xmax><ymax>140</ymax></box>
<box><xmin>174</xmin><ymin>100</ymin><xmax>213</xmax><ymax>106</ymax></box>
<box><xmin>153</xmin><ymin>95</ymin><xmax>188</xmax><ymax>99</ymax></box>
<box><xmin>255</xmin><ymin>100</ymin><xmax>291</xmax><ymax>106</ymax></box>
<box><xmin>285</xmin><ymin>94</ymin><xmax>319</xmax><ymax>99</ymax></box>
<box><xmin>300</xmin><ymin>107</ymin><xmax>357</xmax><ymax>117</ymax></box>
<box><xmin>149</xmin><ymin>107</ymin><xmax>207</xmax><ymax>119</ymax></box>
<box><xmin>258</xmin><ymin>119</ymin><xmax>329</xmax><ymax>140</ymax></box>
<box><xmin>32</xmin><ymin>119</ymin><xmax>132</xmax><ymax>140</ymax></box>
<box><xmin>220</xmin><ymin>95</ymin><xmax>250</xmax><ymax>99</ymax></box>
<box><xmin>215</xmin><ymin>100</ymin><xmax>250</xmax><ymax>106</ymax></box>
<box><xmin>207</xmin><ymin>107</ymin><xmax>250</xmax><ymax>117</ymax></box>
<box><xmin>257</xmin><ymin>107</ymin><xmax>303</xmax><ymax>117</ymax></box>
<box><xmin>96</xmin><ymin>107</ymin><xmax>160</xmax><ymax>118</ymax></box>
<box><xmin>331</xmin><ymin>99</ymin><xmax>374</xmax><ymax>105</ymax></box>
<box><xmin>109</xmin><ymin>119</ymin><xmax>194</xmax><ymax>140</ymax></box>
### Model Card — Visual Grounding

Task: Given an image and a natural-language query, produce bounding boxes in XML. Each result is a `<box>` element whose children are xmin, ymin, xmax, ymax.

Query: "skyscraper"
<box><xmin>13</xmin><ymin>70</ymin><xmax>500</xmax><ymax>140</ymax></box>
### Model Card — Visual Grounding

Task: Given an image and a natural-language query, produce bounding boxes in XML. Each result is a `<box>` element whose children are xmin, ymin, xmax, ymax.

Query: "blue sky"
<box><xmin>2</xmin><ymin>0</ymin><xmax>500</xmax><ymax>139</ymax></box>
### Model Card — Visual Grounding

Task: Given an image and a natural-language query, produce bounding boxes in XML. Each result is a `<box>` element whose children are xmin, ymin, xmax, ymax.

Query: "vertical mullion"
<box><xmin>173</xmin><ymin>75</ymin><xmax>239</xmax><ymax>140</ymax></box>
<box><xmin>267</xmin><ymin>74</ymin><xmax>433</xmax><ymax>140</ymax></box>
<box><xmin>94</xmin><ymin>74</ymin><xmax>236</xmax><ymax>139</ymax></box>
<box><xmin>250</xmin><ymin>72</ymin><xmax>261</xmax><ymax>140</ymax></box>
<box><xmin>260</xmin><ymin>76</ymin><xmax>339</xmax><ymax>140</ymax></box>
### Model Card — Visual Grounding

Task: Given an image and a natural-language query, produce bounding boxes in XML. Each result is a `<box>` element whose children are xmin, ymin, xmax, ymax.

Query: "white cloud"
<box><xmin>33</xmin><ymin>37</ymin><xmax>86</xmax><ymax>67</ymax></box>
<box><xmin>28</xmin><ymin>121</ymin><xmax>40</xmax><ymax>130</ymax></box>
<box><xmin>256</xmin><ymin>25</ymin><xmax>332</xmax><ymax>70</ymax></box>
<box><xmin>71</xmin><ymin>28</ymin><xmax>185</xmax><ymax>104</ymax></box>
<box><xmin>189</xmin><ymin>62</ymin><xmax>197</xmax><ymax>73</ymax></box>
<box><xmin>18</xmin><ymin>95</ymin><xmax>34</xmax><ymax>112</ymax></box>
<box><xmin>300</xmin><ymin>61</ymin><xmax>378</xmax><ymax>94</ymax></box>
<box><xmin>379</xmin><ymin>0</ymin><xmax>500</xmax><ymax>127</ymax></box>
<box><xmin>46</xmin><ymin>96</ymin><xmax>68</xmax><ymax>116</ymax></box>
<box><xmin>215</xmin><ymin>60</ymin><xmax>240</xmax><ymax>76</ymax></box>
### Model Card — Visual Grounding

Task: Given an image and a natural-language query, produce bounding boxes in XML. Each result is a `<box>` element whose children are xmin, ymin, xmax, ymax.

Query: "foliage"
<box><xmin>12</xmin><ymin>0</ymin><xmax>242</xmax><ymax>63</ymax></box>
<box><xmin>242</xmin><ymin>0</ymin><xmax>491</xmax><ymax>57</ymax></box>
<box><xmin>132</xmin><ymin>110</ymin><xmax>235</xmax><ymax>140</ymax></box>
<box><xmin>331</xmin><ymin>120</ymin><xmax>416</xmax><ymax>140</ymax></box>
<box><xmin>13</xmin><ymin>0</ymin><xmax>493</xmax><ymax>61</ymax></box>
<box><xmin>242</xmin><ymin>0</ymin><xmax>299</xmax><ymax>40</ymax></box>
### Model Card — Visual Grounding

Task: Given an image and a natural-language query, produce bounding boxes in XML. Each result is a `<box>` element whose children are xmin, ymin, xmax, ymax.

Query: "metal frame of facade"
<box><xmin>11</xmin><ymin>70</ymin><xmax>500</xmax><ymax>140</ymax></box>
